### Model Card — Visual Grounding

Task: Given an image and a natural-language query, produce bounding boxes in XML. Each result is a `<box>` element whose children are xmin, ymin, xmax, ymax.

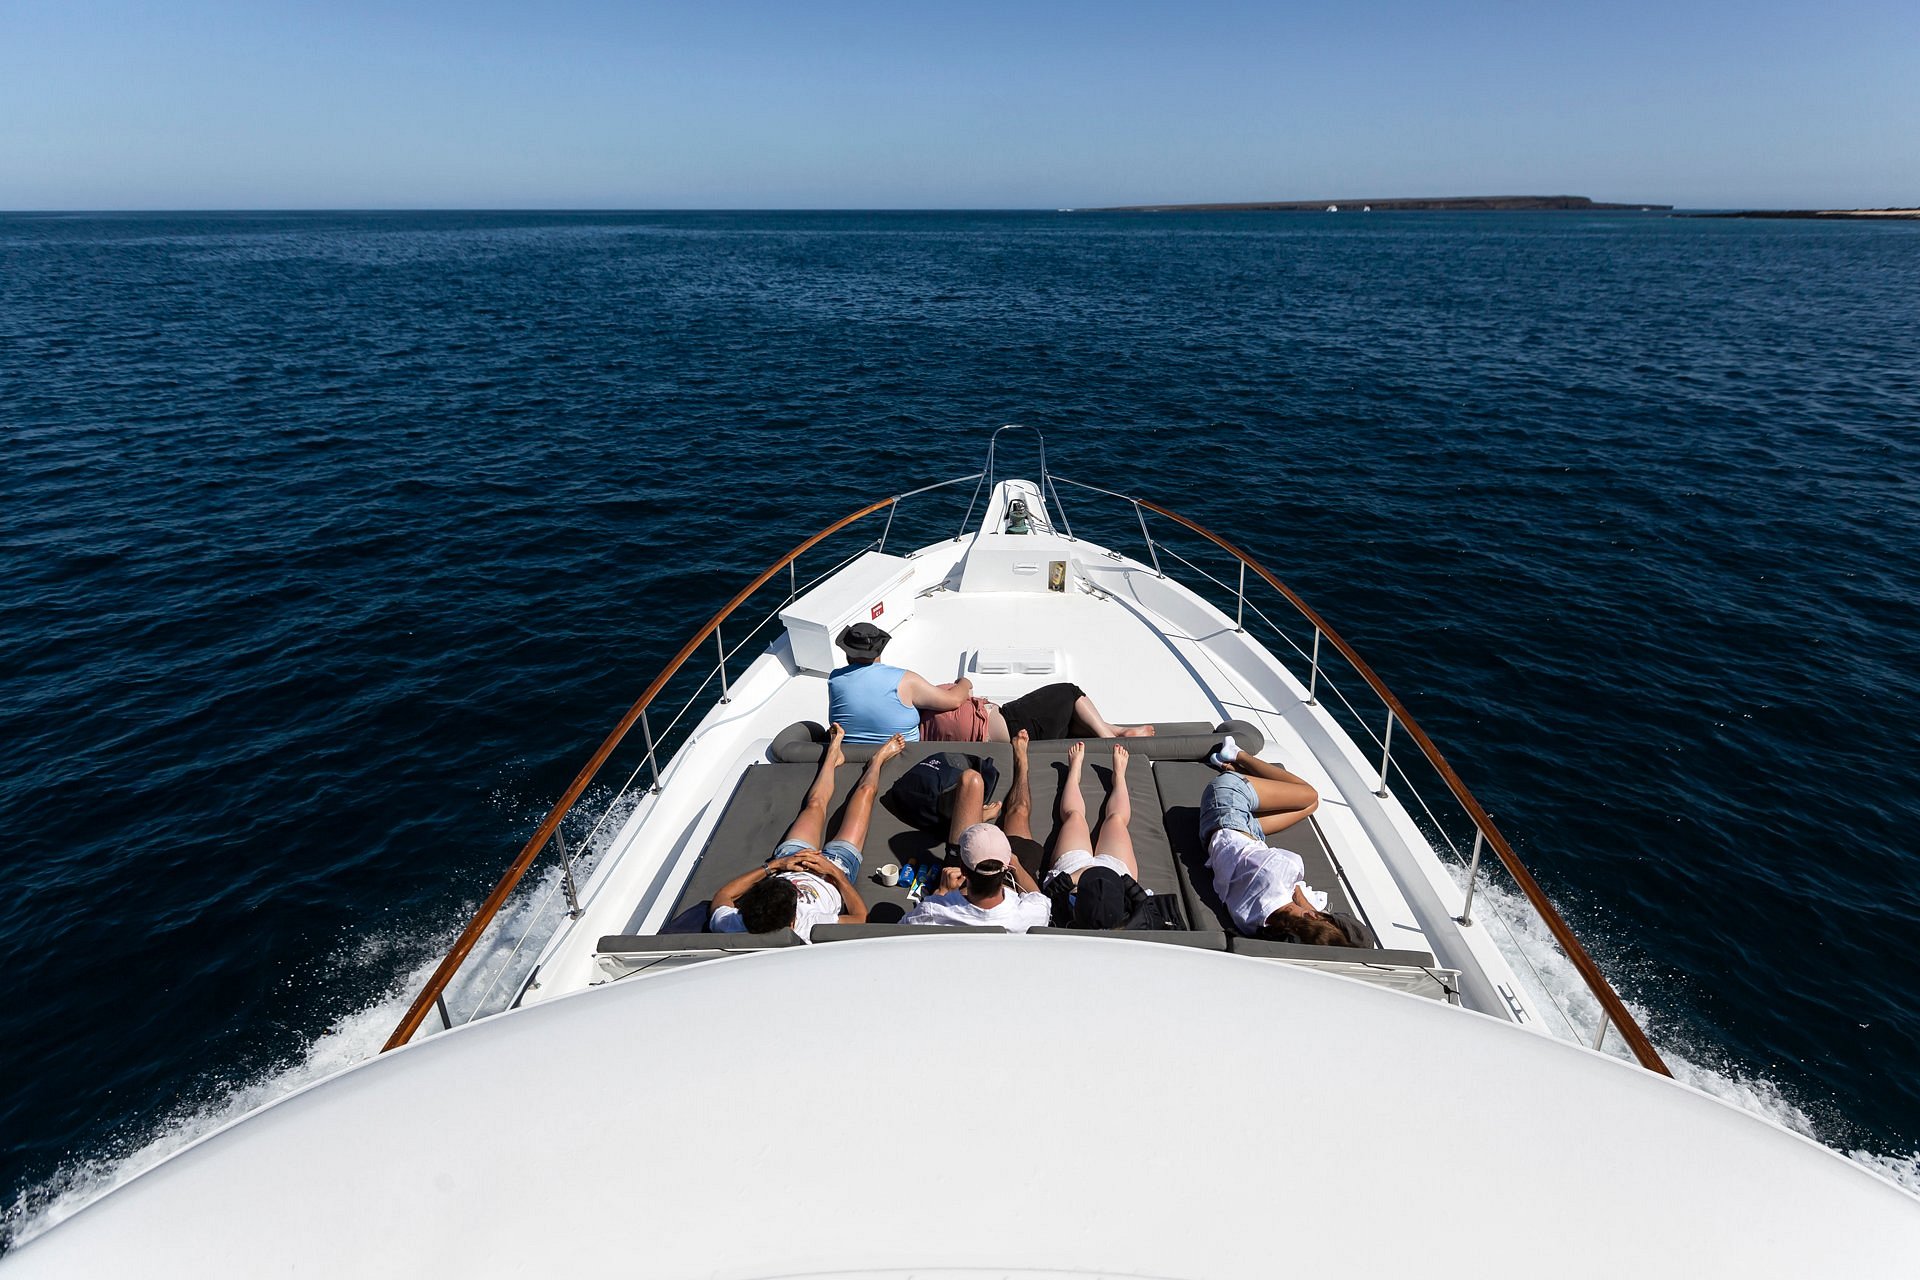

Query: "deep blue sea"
<box><xmin>3</xmin><ymin>210</ymin><xmax>1917</xmax><ymax>1236</ymax></box>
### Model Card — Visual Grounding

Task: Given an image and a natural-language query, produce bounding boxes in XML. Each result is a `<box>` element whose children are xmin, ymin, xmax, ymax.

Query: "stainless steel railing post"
<box><xmin>641</xmin><ymin>708</ymin><xmax>662</xmax><ymax>793</ymax></box>
<box><xmin>1306</xmin><ymin>629</ymin><xmax>1321</xmax><ymax>705</ymax></box>
<box><xmin>1235</xmin><ymin>560</ymin><xmax>1246</xmax><ymax>631</ymax></box>
<box><xmin>716</xmin><ymin>627</ymin><xmax>731</xmax><ymax>703</ymax></box>
<box><xmin>435</xmin><ymin>994</ymin><xmax>453</xmax><ymax>1031</ymax></box>
<box><xmin>1456</xmin><ymin>829</ymin><xmax>1485</xmax><ymax>925</ymax></box>
<box><xmin>554</xmin><ymin>826</ymin><xmax>582</xmax><ymax>918</ymax></box>
<box><xmin>879</xmin><ymin>498</ymin><xmax>899</xmax><ymax>553</ymax></box>
<box><xmin>1133</xmin><ymin>502</ymin><xmax>1163</xmax><ymax>577</ymax></box>
<box><xmin>1592</xmin><ymin>1013</ymin><xmax>1612</xmax><ymax>1051</ymax></box>
<box><xmin>1375</xmin><ymin>712</ymin><xmax>1395</xmax><ymax>797</ymax></box>
<box><xmin>788</xmin><ymin>558</ymin><xmax>797</xmax><ymax>600</ymax></box>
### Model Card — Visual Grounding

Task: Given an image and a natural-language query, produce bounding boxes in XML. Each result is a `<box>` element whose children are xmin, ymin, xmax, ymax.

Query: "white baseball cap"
<box><xmin>956</xmin><ymin>823</ymin><xmax>1012</xmax><ymax>872</ymax></box>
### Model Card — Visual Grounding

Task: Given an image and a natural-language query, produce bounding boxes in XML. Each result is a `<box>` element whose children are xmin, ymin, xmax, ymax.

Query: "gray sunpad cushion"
<box><xmin>668</xmin><ymin>742</ymin><xmax>1183</xmax><ymax>930</ymax></box>
<box><xmin>1152</xmin><ymin>760</ymin><xmax>1368</xmax><ymax>944</ymax></box>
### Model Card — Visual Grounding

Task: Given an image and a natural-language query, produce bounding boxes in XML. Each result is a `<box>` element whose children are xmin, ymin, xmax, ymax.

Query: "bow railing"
<box><xmin>1050</xmin><ymin>474</ymin><xmax>1668</xmax><ymax>1075</ymax></box>
<box><xmin>382</xmin><ymin>474</ymin><xmax>983</xmax><ymax>1051</ymax></box>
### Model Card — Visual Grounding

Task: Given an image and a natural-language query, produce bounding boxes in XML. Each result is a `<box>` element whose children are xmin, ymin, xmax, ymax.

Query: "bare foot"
<box><xmin>825</xmin><ymin>722</ymin><xmax>847</xmax><ymax>770</ymax></box>
<box><xmin>1118</xmin><ymin>724</ymin><xmax>1156</xmax><ymax>737</ymax></box>
<box><xmin>872</xmin><ymin>732</ymin><xmax>907</xmax><ymax>767</ymax></box>
<box><xmin>1065</xmin><ymin>740</ymin><xmax>1085</xmax><ymax>781</ymax></box>
<box><xmin>982</xmin><ymin>800</ymin><xmax>1003</xmax><ymax>822</ymax></box>
<box><xmin>1012</xmin><ymin>728</ymin><xmax>1029</xmax><ymax>759</ymax></box>
<box><xmin>1111</xmin><ymin>742</ymin><xmax>1130</xmax><ymax>773</ymax></box>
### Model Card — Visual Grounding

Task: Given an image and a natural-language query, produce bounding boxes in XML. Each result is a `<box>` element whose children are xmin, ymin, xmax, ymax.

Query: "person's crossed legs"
<box><xmin>1211</xmin><ymin>742</ymin><xmax>1318</xmax><ymax>837</ymax></box>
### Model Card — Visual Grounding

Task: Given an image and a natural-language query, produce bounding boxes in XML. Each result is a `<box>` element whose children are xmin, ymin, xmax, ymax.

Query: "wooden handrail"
<box><xmin>382</xmin><ymin>496</ymin><xmax>897</xmax><ymax>1051</ymax></box>
<box><xmin>1132</xmin><ymin>497</ymin><xmax>1670</xmax><ymax>1075</ymax></box>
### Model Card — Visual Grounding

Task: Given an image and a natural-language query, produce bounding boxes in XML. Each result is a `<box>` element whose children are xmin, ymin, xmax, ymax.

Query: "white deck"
<box><xmin>509</xmin><ymin>482</ymin><xmax>1532</xmax><ymax>1023</ymax></box>
<box><xmin>13</xmin><ymin>939</ymin><xmax>1917</xmax><ymax>1277</ymax></box>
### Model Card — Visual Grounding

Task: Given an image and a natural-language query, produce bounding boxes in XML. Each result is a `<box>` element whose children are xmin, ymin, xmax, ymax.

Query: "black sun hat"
<box><xmin>1072</xmin><ymin>865</ymin><xmax>1132</xmax><ymax>930</ymax></box>
<box><xmin>837</xmin><ymin>621</ymin><xmax>892</xmax><ymax>660</ymax></box>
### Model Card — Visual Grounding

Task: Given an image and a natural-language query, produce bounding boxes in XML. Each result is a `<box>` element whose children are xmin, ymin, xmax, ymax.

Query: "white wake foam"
<box><xmin>1</xmin><ymin>826</ymin><xmax>605</xmax><ymax>1252</ymax></box>
<box><xmin>1458</xmin><ymin>869</ymin><xmax>1920</xmax><ymax>1197</ymax></box>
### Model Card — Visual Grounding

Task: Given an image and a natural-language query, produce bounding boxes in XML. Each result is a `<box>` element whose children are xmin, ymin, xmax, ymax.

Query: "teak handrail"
<box><xmin>1132</xmin><ymin>497</ymin><xmax>1670</xmax><ymax>1076</ymax></box>
<box><xmin>386</xmin><ymin>476</ymin><xmax>1667</xmax><ymax>1076</ymax></box>
<box><xmin>382</xmin><ymin>496</ymin><xmax>896</xmax><ymax>1051</ymax></box>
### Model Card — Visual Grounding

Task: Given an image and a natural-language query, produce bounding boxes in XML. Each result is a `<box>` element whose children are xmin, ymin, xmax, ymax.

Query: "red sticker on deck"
<box><xmin>870</xmin><ymin>602</ymin><xmax>884</xmax><ymax>619</ymax></box>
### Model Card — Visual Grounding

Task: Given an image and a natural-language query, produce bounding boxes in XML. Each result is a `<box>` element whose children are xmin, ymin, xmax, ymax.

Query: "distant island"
<box><xmin>1683</xmin><ymin>208</ymin><xmax>1920</xmax><ymax>220</ymax></box>
<box><xmin>1082</xmin><ymin>195</ymin><xmax>1670</xmax><ymax>213</ymax></box>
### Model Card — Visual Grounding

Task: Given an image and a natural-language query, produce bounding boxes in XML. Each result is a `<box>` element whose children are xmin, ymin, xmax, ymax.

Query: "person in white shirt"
<box><xmin>709</xmin><ymin>725</ymin><xmax>902</xmax><ymax>940</ymax></box>
<box><xmin>901</xmin><ymin>820</ymin><xmax>1052</xmax><ymax>933</ymax></box>
<box><xmin>1199</xmin><ymin>739</ymin><xmax>1358</xmax><ymax>947</ymax></box>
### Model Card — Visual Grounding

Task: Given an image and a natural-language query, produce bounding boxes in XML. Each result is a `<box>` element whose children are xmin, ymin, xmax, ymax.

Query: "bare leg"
<box><xmin>1231</xmin><ymin>752</ymin><xmax>1319</xmax><ymax>835</ymax></box>
<box><xmin>1052</xmin><ymin>742</ymin><xmax>1093</xmax><ymax>867</ymax></box>
<box><xmin>1092</xmin><ymin>743</ymin><xmax>1139</xmax><ymax>878</ymax></box>
<box><xmin>1001</xmin><ymin>729</ymin><xmax>1034</xmax><ymax>840</ymax></box>
<box><xmin>946</xmin><ymin>768</ymin><xmax>987</xmax><ymax>848</ymax></box>
<box><xmin>782</xmin><ymin>723</ymin><xmax>846</xmax><ymax>849</ymax></box>
<box><xmin>829</xmin><ymin>733</ymin><xmax>905</xmax><ymax>851</ymax></box>
<box><xmin>1070</xmin><ymin>695</ymin><xmax>1156</xmax><ymax>739</ymax></box>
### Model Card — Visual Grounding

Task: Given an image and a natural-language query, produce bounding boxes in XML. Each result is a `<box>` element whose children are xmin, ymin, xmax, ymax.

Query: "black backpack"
<box><xmin>1042</xmin><ymin>872</ymin><xmax>1189</xmax><ymax>931</ymax></box>
<box><xmin>885</xmin><ymin>752</ymin><xmax>1000</xmax><ymax>829</ymax></box>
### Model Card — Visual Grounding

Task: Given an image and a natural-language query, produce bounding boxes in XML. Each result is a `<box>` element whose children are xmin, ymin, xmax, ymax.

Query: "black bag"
<box><xmin>1042</xmin><ymin>871</ymin><xmax>1190</xmax><ymax>931</ymax></box>
<box><xmin>885</xmin><ymin>752</ymin><xmax>1000</xmax><ymax>829</ymax></box>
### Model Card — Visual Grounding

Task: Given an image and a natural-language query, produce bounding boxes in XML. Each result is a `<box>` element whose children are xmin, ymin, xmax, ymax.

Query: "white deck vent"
<box><xmin>969</xmin><ymin>648</ymin><xmax>1064</xmax><ymax>677</ymax></box>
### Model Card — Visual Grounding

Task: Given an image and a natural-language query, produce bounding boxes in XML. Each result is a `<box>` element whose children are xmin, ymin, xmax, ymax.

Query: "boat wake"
<box><xmin>1459</xmin><ymin>870</ymin><xmax>1920</xmax><ymax>1198</ymax></box>
<box><xmin>1</xmin><ymin>840</ymin><xmax>602</xmax><ymax>1253</ymax></box>
<box><xmin>5</xmin><ymin>846</ymin><xmax>1914</xmax><ymax>1250</ymax></box>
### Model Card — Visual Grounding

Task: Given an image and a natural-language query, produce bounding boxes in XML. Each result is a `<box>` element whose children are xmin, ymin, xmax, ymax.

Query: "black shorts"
<box><xmin>997</xmin><ymin>682</ymin><xmax>1086</xmax><ymax>741</ymax></box>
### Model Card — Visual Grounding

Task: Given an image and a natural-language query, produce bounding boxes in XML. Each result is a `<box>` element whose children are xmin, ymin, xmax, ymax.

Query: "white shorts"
<box><xmin>1042</xmin><ymin>849</ymin><xmax>1130</xmax><ymax>887</ymax></box>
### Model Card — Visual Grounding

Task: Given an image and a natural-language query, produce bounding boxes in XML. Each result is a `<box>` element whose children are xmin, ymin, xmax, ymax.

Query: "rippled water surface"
<box><xmin>3</xmin><ymin>210</ymin><xmax>1918</xmax><ymax>1234</ymax></box>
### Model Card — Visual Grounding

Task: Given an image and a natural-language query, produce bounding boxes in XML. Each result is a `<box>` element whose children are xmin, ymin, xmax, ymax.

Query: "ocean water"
<box><xmin>3</xmin><ymin>210</ymin><xmax>1917</xmax><ymax>1239</ymax></box>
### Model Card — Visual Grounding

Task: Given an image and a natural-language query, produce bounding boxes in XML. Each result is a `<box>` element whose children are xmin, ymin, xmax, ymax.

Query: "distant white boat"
<box><xmin>1364</xmin><ymin>205</ymin><xmax>1373</xmax><ymax>212</ymax></box>
<box><xmin>1326</xmin><ymin>204</ymin><xmax>1339</xmax><ymax>212</ymax></box>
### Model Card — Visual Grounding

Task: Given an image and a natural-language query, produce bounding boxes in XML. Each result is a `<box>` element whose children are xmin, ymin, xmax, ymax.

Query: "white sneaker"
<box><xmin>1208</xmin><ymin>735</ymin><xmax>1240</xmax><ymax>769</ymax></box>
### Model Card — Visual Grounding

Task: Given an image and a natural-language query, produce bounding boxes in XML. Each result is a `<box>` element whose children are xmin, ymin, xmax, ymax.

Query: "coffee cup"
<box><xmin>876</xmin><ymin>863</ymin><xmax>901</xmax><ymax>887</ymax></box>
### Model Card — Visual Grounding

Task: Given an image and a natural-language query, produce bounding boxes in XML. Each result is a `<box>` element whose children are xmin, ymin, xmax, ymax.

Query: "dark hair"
<box><xmin>1258</xmin><ymin>910</ymin><xmax>1359</xmax><ymax>948</ymax></box>
<box><xmin>964</xmin><ymin>863</ymin><xmax>1008</xmax><ymax>898</ymax></box>
<box><xmin>738</xmin><ymin>875</ymin><xmax>799</xmax><ymax>933</ymax></box>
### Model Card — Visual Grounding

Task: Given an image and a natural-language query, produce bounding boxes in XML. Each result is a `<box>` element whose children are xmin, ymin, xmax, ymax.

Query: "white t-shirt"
<box><xmin>1205</xmin><ymin>827</ymin><xmax>1328</xmax><ymax>935</ymax></box>
<box><xmin>901</xmin><ymin>888</ymin><xmax>1052</xmax><ymax>933</ymax></box>
<box><xmin>709</xmin><ymin>870</ymin><xmax>844</xmax><ymax>942</ymax></box>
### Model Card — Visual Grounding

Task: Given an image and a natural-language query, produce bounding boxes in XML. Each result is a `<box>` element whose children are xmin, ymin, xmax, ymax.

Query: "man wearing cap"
<box><xmin>1039</xmin><ymin>742</ymin><xmax>1144</xmax><ymax>930</ymax></box>
<box><xmin>900</xmin><ymin>821</ymin><xmax>1052</xmax><ymax>932</ymax></box>
<box><xmin>827</xmin><ymin>621</ymin><xmax>975</xmax><ymax>745</ymax></box>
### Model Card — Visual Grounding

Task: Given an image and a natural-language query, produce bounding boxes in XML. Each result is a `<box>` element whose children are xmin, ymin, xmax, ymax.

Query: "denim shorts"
<box><xmin>772</xmin><ymin>838</ymin><xmax>861</xmax><ymax>881</ymax></box>
<box><xmin>1199</xmin><ymin>773</ymin><xmax>1260</xmax><ymax>840</ymax></box>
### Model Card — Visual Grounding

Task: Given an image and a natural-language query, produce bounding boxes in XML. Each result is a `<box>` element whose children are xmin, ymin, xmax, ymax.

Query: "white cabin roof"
<box><xmin>11</xmin><ymin>936</ymin><xmax>1916</xmax><ymax>1277</ymax></box>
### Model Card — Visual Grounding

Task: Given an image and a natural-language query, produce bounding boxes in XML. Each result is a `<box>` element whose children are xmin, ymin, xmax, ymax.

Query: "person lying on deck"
<box><xmin>920</xmin><ymin>680</ymin><xmax>1156</xmax><ymax>743</ymax></box>
<box><xmin>1201</xmin><ymin>738</ymin><xmax>1359</xmax><ymax>948</ymax></box>
<box><xmin>827</xmin><ymin>619</ymin><xmax>1153</xmax><ymax>746</ymax></box>
<box><xmin>900</xmin><ymin>822</ymin><xmax>1051</xmax><ymax>932</ymax></box>
<box><xmin>1038</xmin><ymin>742</ymin><xmax>1144</xmax><ymax>930</ymax></box>
<box><xmin>900</xmin><ymin>734</ymin><xmax>1048</xmax><ymax>933</ymax></box>
<box><xmin>709</xmin><ymin>725</ymin><xmax>902</xmax><ymax>940</ymax></box>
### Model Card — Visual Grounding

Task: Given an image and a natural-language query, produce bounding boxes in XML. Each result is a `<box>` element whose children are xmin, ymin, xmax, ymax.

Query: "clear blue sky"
<box><xmin>2</xmin><ymin>0</ymin><xmax>1913</xmax><ymax>209</ymax></box>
